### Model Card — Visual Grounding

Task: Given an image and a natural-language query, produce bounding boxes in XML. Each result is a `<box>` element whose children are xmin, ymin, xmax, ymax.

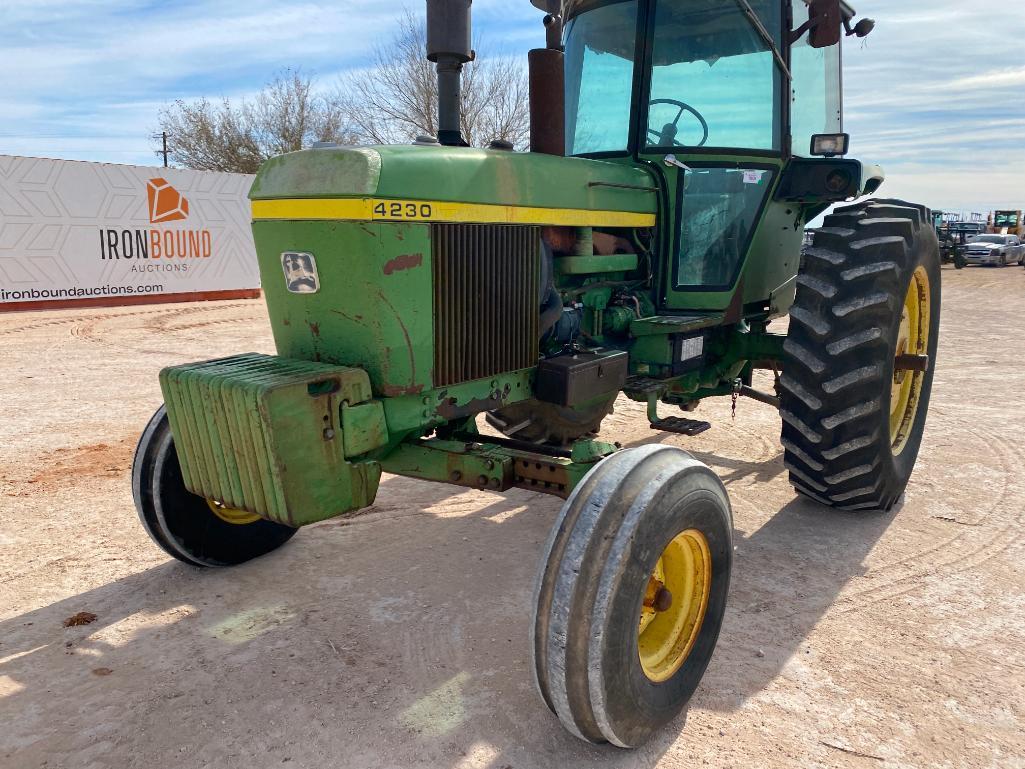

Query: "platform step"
<box><xmin>649</xmin><ymin>417</ymin><xmax>712</xmax><ymax>436</ymax></box>
<box><xmin>623</xmin><ymin>376</ymin><xmax>669</xmax><ymax>396</ymax></box>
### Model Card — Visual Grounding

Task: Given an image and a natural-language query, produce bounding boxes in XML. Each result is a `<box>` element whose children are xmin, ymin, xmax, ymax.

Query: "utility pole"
<box><xmin>152</xmin><ymin>132</ymin><xmax>169</xmax><ymax>167</ymax></box>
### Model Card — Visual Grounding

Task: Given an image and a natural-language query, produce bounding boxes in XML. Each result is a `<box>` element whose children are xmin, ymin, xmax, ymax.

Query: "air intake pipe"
<box><xmin>426</xmin><ymin>0</ymin><xmax>472</xmax><ymax>147</ymax></box>
<box><xmin>529</xmin><ymin>0</ymin><xmax>565</xmax><ymax>155</ymax></box>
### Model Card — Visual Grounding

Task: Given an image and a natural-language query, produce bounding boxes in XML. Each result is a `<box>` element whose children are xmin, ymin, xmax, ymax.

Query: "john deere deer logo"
<box><xmin>146</xmin><ymin>178</ymin><xmax>189</xmax><ymax>223</ymax></box>
<box><xmin>281</xmin><ymin>252</ymin><xmax>320</xmax><ymax>294</ymax></box>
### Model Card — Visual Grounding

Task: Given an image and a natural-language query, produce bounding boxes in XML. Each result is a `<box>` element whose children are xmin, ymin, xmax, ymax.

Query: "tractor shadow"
<box><xmin>701</xmin><ymin>496</ymin><xmax>899</xmax><ymax>713</ymax></box>
<box><xmin>0</xmin><ymin>459</ymin><xmax>896</xmax><ymax>769</ymax></box>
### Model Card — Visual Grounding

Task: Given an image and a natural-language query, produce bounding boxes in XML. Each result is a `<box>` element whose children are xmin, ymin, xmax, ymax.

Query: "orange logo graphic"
<box><xmin>146</xmin><ymin>178</ymin><xmax>190</xmax><ymax>223</ymax></box>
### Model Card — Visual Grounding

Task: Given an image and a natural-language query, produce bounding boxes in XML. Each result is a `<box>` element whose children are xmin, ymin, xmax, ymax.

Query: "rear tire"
<box><xmin>532</xmin><ymin>445</ymin><xmax>732</xmax><ymax>747</ymax></box>
<box><xmin>132</xmin><ymin>406</ymin><xmax>297</xmax><ymax>567</ymax></box>
<box><xmin>780</xmin><ymin>199</ymin><xmax>941</xmax><ymax>511</ymax></box>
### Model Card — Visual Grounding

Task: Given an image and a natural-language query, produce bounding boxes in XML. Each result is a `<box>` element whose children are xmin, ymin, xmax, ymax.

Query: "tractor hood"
<box><xmin>249</xmin><ymin>144</ymin><xmax>657</xmax><ymax>216</ymax></box>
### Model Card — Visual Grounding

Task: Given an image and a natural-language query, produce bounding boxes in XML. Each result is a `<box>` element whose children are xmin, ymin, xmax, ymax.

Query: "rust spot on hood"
<box><xmin>383</xmin><ymin>252</ymin><xmax>423</xmax><ymax>276</ymax></box>
<box><xmin>307</xmin><ymin>320</ymin><xmax>321</xmax><ymax>337</ymax></box>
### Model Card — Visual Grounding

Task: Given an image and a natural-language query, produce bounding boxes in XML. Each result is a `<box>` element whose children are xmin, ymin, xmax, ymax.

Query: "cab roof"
<box><xmin>530</xmin><ymin>0</ymin><xmax>858</xmax><ymax>21</ymax></box>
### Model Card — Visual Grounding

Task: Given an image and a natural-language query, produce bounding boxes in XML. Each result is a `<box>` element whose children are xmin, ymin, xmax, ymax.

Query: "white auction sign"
<box><xmin>0</xmin><ymin>155</ymin><xmax>261</xmax><ymax>311</ymax></box>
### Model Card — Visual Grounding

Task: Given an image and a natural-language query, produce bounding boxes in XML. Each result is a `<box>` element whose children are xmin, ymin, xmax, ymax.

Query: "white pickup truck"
<box><xmin>963</xmin><ymin>234</ymin><xmax>1025</xmax><ymax>267</ymax></box>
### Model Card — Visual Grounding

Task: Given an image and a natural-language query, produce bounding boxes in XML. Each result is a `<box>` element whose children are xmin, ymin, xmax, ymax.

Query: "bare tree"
<box><xmin>157</xmin><ymin>17</ymin><xmax>531</xmax><ymax>171</ymax></box>
<box><xmin>156</xmin><ymin>70</ymin><xmax>355</xmax><ymax>173</ymax></box>
<box><xmin>339</xmin><ymin>12</ymin><xmax>530</xmax><ymax>149</ymax></box>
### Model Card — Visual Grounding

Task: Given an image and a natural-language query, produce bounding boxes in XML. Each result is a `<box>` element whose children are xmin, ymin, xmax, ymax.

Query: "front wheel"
<box><xmin>780</xmin><ymin>199</ymin><xmax>941</xmax><ymax>511</ymax></box>
<box><xmin>532</xmin><ymin>445</ymin><xmax>733</xmax><ymax>747</ymax></box>
<box><xmin>132</xmin><ymin>406</ymin><xmax>297</xmax><ymax>567</ymax></box>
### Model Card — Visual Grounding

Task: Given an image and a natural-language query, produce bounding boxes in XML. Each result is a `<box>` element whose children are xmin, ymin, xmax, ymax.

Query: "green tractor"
<box><xmin>133</xmin><ymin>0</ymin><xmax>940</xmax><ymax>748</ymax></box>
<box><xmin>933</xmin><ymin>211</ymin><xmax>967</xmax><ymax>269</ymax></box>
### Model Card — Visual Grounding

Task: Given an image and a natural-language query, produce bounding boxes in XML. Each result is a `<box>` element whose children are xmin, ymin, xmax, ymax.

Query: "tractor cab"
<box><xmin>991</xmin><ymin>210</ymin><xmax>1024</xmax><ymax>237</ymax></box>
<box><xmin>561</xmin><ymin>0</ymin><xmax>863</xmax><ymax>156</ymax></box>
<box><xmin>553</xmin><ymin>0</ymin><xmax>877</xmax><ymax>310</ymax></box>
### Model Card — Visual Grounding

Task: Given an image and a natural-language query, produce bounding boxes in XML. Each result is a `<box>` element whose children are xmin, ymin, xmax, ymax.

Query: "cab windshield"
<box><xmin>564</xmin><ymin>0</ymin><xmax>785</xmax><ymax>155</ymax></box>
<box><xmin>646</xmin><ymin>0</ymin><xmax>783</xmax><ymax>150</ymax></box>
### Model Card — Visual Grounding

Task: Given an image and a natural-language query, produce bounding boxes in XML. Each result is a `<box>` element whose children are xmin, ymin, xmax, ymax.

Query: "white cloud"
<box><xmin>840</xmin><ymin>0</ymin><xmax>1025</xmax><ymax>210</ymax></box>
<box><xmin>0</xmin><ymin>0</ymin><xmax>544</xmax><ymax>165</ymax></box>
<box><xmin>944</xmin><ymin>66</ymin><xmax>1025</xmax><ymax>91</ymax></box>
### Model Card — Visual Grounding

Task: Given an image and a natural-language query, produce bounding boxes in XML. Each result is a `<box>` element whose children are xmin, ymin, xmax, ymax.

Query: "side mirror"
<box><xmin>808</xmin><ymin>0</ymin><xmax>842</xmax><ymax>48</ymax></box>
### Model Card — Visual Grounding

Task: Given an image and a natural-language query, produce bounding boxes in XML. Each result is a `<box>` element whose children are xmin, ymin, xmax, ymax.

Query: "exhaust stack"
<box><xmin>528</xmin><ymin>1</ymin><xmax>565</xmax><ymax>155</ymax></box>
<box><xmin>426</xmin><ymin>0</ymin><xmax>472</xmax><ymax>147</ymax></box>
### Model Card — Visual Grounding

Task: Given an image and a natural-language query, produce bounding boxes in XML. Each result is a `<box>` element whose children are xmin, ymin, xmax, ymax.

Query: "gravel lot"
<box><xmin>2</xmin><ymin>264</ymin><xmax>1024</xmax><ymax>769</ymax></box>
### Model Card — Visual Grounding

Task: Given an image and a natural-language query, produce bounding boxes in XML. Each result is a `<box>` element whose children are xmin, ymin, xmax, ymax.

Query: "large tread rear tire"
<box><xmin>780</xmin><ymin>198</ymin><xmax>941</xmax><ymax>511</ymax></box>
<box><xmin>532</xmin><ymin>445</ymin><xmax>733</xmax><ymax>747</ymax></box>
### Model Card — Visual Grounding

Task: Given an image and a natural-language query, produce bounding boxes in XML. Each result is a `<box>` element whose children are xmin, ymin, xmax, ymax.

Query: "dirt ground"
<box><xmin>2</xmin><ymin>264</ymin><xmax>1024</xmax><ymax>769</ymax></box>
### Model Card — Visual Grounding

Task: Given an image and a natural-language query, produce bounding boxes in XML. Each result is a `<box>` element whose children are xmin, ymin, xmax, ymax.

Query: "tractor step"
<box><xmin>623</xmin><ymin>376</ymin><xmax>669</xmax><ymax>397</ymax></box>
<box><xmin>649</xmin><ymin>416</ymin><xmax>712</xmax><ymax>436</ymax></box>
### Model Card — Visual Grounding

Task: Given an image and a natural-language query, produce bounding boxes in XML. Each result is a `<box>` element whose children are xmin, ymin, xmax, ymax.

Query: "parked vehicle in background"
<box><xmin>933</xmin><ymin>211</ymin><xmax>966</xmax><ymax>269</ymax></box>
<box><xmin>963</xmin><ymin>234</ymin><xmax>1025</xmax><ymax>266</ymax></box>
<box><xmin>951</xmin><ymin>221</ymin><xmax>988</xmax><ymax>238</ymax></box>
<box><xmin>990</xmin><ymin>210</ymin><xmax>1024</xmax><ymax>237</ymax></box>
<box><xmin>801</xmin><ymin>228</ymin><xmax>817</xmax><ymax>252</ymax></box>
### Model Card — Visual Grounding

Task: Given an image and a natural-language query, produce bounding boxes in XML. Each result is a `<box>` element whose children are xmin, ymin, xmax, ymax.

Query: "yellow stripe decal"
<box><xmin>251</xmin><ymin>198</ymin><xmax>656</xmax><ymax>227</ymax></box>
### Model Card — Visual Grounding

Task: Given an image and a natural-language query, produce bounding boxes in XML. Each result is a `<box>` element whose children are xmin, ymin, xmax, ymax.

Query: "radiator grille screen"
<box><xmin>432</xmin><ymin>224</ymin><xmax>540</xmax><ymax>387</ymax></box>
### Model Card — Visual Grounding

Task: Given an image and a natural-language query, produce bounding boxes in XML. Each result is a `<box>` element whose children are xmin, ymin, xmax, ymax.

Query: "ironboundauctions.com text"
<box><xmin>0</xmin><ymin>284</ymin><xmax>164</xmax><ymax>301</ymax></box>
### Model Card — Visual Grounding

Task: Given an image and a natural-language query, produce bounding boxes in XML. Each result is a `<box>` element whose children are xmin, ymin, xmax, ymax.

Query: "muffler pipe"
<box><xmin>529</xmin><ymin>2</ymin><xmax>565</xmax><ymax>155</ymax></box>
<box><xmin>426</xmin><ymin>0</ymin><xmax>472</xmax><ymax>147</ymax></box>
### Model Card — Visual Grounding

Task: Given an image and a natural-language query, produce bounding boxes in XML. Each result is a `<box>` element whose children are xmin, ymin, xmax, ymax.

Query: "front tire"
<box><xmin>532</xmin><ymin>445</ymin><xmax>733</xmax><ymax>747</ymax></box>
<box><xmin>780</xmin><ymin>199</ymin><xmax>941</xmax><ymax>511</ymax></box>
<box><xmin>132</xmin><ymin>406</ymin><xmax>297</xmax><ymax>567</ymax></box>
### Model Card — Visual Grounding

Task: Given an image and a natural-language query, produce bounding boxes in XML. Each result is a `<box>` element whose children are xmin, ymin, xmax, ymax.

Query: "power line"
<box><xmin>0</xmin><ymin>133</ymin><xmax>150</xmax><ymax>139</ymax></box>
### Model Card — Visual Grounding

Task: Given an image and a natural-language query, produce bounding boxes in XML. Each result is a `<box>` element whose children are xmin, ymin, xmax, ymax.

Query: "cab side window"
<box><xmin>790</xmin><ymin>0</ymin><xmax>842</xmax><ymax>155</ymax></box>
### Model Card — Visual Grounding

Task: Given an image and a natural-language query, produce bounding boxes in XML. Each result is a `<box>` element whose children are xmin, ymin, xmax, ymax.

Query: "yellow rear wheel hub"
<box><xmin>206</xmin><ymin>499</ymin><xmax>261</xmax><ymax>525</ymax></box>
<box><xmin>889</xmin><ymin>266</ymin><xmax>930</xmax><ymax>455</ymax></box>
<box><xmin>638</xmin><ymin>529</ymin><xmax>712</xmax><ymax>683</ymax></box>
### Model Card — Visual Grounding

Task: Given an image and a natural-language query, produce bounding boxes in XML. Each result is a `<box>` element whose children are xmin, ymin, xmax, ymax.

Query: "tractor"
<box><xmin>990</xmin><ymin>209</ymin><xmax>1024</xmax><ymax>238</ymax></box>
<box><xmin>133</xmin><ymin>0</ymin><xmax>940</xmax><ymax>748</ymax></box>
<box><xmin>933</xmin><ymin>211</ymin><xmax>967</xmax><ymax>269</ymax></box>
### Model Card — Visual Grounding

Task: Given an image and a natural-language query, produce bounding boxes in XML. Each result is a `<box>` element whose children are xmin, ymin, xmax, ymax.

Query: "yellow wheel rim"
<box><xmin>889</xmin><ymin>266</ymin><xmax>930</xmax><ymax>455</ymax></box>
<box><xmin>638</xmin><ymin>529</ymin><xmax>712</xmax><ymax>683</ymax></box>
<box><xmin>206</xmin><ymin>499</ymin><xmax>261</xmax><ymax>525</ymax></box>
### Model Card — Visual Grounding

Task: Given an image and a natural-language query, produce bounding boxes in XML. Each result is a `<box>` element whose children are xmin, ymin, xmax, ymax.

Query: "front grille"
<box><xmin>432</xmin><ymin>224</ymin><xmax>540</xmax><ymax>387</ymax></box>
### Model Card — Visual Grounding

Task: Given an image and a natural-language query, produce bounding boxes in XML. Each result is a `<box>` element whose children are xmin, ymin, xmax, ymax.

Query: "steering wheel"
<box><xmin>646</xmin><ymin>98</ymin><xmax>709</xmax><ymax>148</ymax></box>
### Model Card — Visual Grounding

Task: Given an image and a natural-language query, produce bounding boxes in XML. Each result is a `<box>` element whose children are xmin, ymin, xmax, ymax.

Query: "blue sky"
<box><xmin>2</xmin><ymin>0</ymin><xmax>1022</xmax><ymax>214</ymax></box>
